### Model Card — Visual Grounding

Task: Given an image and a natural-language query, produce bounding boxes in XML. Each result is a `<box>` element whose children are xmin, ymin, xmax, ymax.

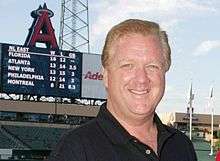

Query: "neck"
<box><xmin>106</xmin><ymin>99</ymin><xmax>156</xmax><ymax>125</ymax></box>
<box><xmin>106</xmin><ymin>101</ymin><xmax>158</xmax><ymax>154</ymax></box>
<box><xmin>106</xmin><ymin>101</ymin><xmax>157</xmax><ymax>140</ymax></box>
<box><xmin>117</xmin><ymin>114</ymin><xmax>157</xmax><ymax>142</ymax></box>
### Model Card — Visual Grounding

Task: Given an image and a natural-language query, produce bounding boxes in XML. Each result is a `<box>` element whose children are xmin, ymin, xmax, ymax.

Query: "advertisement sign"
<box><xmin>81</xmin><ymin>53</ymin><xmax>106</xmax><ymax>99</ymax></box>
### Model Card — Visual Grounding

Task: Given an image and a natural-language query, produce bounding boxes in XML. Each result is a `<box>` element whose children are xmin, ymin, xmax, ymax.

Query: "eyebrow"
<box><xmin>118</xmin><ymin>58</ymin><xmax>164</xmax><ymax>65</ymax></box>
<box><xmin>118</xmin><ymin>59</ymin><xmax>133</xmax><ymax>63</ymax></box>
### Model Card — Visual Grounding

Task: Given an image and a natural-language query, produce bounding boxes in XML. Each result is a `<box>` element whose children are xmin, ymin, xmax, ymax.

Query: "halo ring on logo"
<box><xmin>36</xmin><ymin>9</ymin><xmax>54</xmax><ymax>17</ymax></box>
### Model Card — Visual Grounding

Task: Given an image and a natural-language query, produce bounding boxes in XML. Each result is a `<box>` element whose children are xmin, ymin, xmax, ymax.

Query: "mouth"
<box><xmin>129</xmin><ymin>89</ymin><xmax>150</xmax><ymax>95</ymax></box>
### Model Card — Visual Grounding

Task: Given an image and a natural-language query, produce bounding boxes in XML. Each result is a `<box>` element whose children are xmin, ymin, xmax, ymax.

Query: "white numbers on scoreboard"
<box><xmin>49</xmin><ymin>51</ymin><xmax>77</xmax><ymax>90</ymax></box>
<box><xmin>50</xmin><ymin>76</ymin><xmax>56</xmax><ymax>81</ymax></box>
<box><xmin>50</xmin><ymin>70</ymin><xmax>56</xmax><ymax>75</ymax></box>
<box><xmin>50</xmin><ymin>63</ymin><xmax>56</xmax><ymax>68</ymax></box>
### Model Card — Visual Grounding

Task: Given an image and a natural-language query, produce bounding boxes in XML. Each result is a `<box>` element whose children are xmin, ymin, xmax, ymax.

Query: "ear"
<box><xmin>102</xmin><ymin>67</ymin><xmax>108</xmax><ymax>88</ymax></box>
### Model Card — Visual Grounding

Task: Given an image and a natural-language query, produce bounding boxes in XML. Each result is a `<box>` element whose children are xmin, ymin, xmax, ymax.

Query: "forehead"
<box><xmin>111</xmin><ymin>33</ymin><xmax>163</xmax><ymax>61</ymax></box>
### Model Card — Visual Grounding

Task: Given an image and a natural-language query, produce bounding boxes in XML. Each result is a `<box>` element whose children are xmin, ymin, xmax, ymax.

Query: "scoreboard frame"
<box><xmin>0</xmin><ymin>43</ymin><xmax>82</xmax><ymax>98</ymax></box>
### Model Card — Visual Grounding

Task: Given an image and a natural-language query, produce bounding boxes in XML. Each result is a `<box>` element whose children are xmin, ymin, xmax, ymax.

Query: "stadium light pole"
<box><xmin>188</xmin><ymin>83</ymin><xmax>194</xmax><ymax>140</ymax></box>
<box><xmin>208</xmin><ymin>87</ymin><xmax>214</xmax><ymax>156</ymax></box>
<box><xmin>59</xmin><ymin>0</ymin><xmax>89</xmax><ymax>53</ymax></box>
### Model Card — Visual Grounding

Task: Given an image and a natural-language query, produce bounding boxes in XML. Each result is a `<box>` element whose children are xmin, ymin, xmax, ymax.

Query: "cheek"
<box><xmin>150</xmin><ymin>72</ymin><xmax>165</xmax><ymax>84</ymax></box>
<box><xmin>108</xmin><ymin>71</ymin><xmax>135</xmax><ymax>93</ymax></box>
<box><xmin>155</xmin><ymin>75</ymin><xmax>165</xmax><ymax>95</ymax></box>
<box><xmin>119</xmin><ymin>70</ymin><xmax>136</xmax><ymax>84</ymax></box>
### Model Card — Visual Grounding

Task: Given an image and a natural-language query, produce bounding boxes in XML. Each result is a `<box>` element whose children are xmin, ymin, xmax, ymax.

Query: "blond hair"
<box><xmin>101</xmin><ymin>19</ymin><xmax>171</xmax><ymax>71</ymax></box>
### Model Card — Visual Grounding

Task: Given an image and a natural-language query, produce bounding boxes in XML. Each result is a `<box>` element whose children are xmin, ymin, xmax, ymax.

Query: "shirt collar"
<box><xmin>96</xmin><ymin>102</ymin><xmax>176</xmax><ymax>146</ymax></box>
<box><xmin>96</xmin><ymin>102</ymin><xmax>132</xmax><ymax>144</ymax></box>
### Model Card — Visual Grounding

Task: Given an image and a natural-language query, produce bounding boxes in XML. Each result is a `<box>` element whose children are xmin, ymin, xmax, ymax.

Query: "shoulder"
<box><xmin>61</xmin><ymin>118</ymin><xmax>100</xmax><ymax>143</ymax></box>
<box><xmin>163</xmin><ymin>124</ymin><xmax>197</xmax><ymax>157</ymax></box>
<box><xmin>48</xmin><ymin>119</ymin><xmax>100</xmax><ymax>161</ymax></box>
<box><xmin>164</xmin><ymin>124</ymin><xmax>193</xmax><ymax>144</ymax></box>
<box><xmin>159</xmin><ymin>125</ymin><xmax>197</xmax><ymax>161</ymax></box>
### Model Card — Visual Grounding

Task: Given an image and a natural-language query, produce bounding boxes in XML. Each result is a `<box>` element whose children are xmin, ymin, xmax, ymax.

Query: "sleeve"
<box><xmin>172</xmin><ymin>129</ymin><xmax>198</xmax><ymax>161</ymax></box>
<box><xmin>48</xmin><ymin>131</ymin><xmax>87</xmax><ymax>161</ymax></box>
<box><xmin>188</xmin><ymin>139</ymin><xmax>198</xmax><ymax>161</ymax></box>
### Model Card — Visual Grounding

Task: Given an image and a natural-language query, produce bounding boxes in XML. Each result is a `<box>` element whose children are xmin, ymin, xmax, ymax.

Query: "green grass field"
<box><xmin>193</xmin><ymin>139</ymin><xmax>216</xmax><ymax>161</ymax></box>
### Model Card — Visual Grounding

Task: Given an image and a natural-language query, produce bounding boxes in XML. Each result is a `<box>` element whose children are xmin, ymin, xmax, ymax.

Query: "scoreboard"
<box><xmin>0</xmin><ymin>43</ymin><xmax>82</xmax><ymax>97</ymax></box>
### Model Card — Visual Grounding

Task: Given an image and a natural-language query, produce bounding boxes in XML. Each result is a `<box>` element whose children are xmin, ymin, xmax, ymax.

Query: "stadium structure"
<box><xmin>0</xmin><ymin>1</ymin><xmax>219</xmax><ymax>161</ymax></box>
<box><xmin>159</xmin><ymin>112</ymin><xmax>220</xmax><ymax>138</ymax></box>
<box><xmin>0</xmin><ymin>1</ymin><xmax>105</xmax><ymax>160</ymax></box>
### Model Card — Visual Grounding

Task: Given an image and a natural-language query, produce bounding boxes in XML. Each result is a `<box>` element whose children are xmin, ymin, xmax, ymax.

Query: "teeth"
<box><xmin>130</xmin><ymin>89</ymin><xmax>149</xmax><ymax>95</ymax></box>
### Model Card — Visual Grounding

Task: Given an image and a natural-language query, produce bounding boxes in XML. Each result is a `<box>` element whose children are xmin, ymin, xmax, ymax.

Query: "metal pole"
<box><xmin>189</xmin><ymin>99</ymin><xmax>192</xmax><ymax>140</ymax></box>
<box><xmin>188</xmin><ymin>83</ymin><xmax>193</xmax><ymax>141</ymax></box>
<box><xmin>72</xmin><ymin>0</ymin><xmax>76</xmax><ymax>51</ymax></box>
<box><xmin>208</xmin><ymin>87</ymin><xmax>214</xmax><ymax>156</ymax></box>
<box><xmin>209</xmin><ymin>99</ymin><xmax>214</xmax><ymax>156</ymax></box>
<box><xmin>86</xmin><ymin>0</ymin><xmax>90</xmax><ymax>54</ymax></box>
<box><xmin>59</xmin><ymin>0</ymin><xmax>65</xmax><ymax>49</ymax></box>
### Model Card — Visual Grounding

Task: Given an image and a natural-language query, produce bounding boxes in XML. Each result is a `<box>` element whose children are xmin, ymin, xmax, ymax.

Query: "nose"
<box><xmin>135</xmin><ymin>67</ymin><xmax>150</xmax><ymax>85</ymax></box>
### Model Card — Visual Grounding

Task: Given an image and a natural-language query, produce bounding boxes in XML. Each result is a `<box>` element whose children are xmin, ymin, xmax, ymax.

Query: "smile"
<box><xmin>129</xmin><ymin>89</ymin><xmax>149</xmax><ymax>95</ymax></box>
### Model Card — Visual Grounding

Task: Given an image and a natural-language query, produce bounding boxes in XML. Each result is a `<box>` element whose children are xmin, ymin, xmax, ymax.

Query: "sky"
<box><xmin>0</xmin><ymin>0</ymin><xmax>220</xmax><ymax>114</ymax></box>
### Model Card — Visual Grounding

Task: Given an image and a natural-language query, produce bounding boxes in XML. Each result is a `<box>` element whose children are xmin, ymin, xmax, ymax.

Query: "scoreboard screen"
<box><xmin>0</xmin><ymin>43</ymin><xmax>82</xmax><ymax>97</ymax></box>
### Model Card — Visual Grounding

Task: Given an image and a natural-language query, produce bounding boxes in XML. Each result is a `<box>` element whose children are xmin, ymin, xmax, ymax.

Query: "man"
<box><xmin>49</xmin><ymin>19</ymin><xmax>197</xmax><ymax>161</ymax></box>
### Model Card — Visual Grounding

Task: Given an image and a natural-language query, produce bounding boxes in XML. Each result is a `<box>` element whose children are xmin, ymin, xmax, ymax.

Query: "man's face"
<box><xmin>103</xmin><ymin>33</ymin><xmax>166</xmax><ymax>120</ymax></box>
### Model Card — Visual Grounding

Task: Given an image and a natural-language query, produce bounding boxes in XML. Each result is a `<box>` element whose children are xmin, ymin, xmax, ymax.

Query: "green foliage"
<box><xmin>217</xmin><ymin>130</ymin><xmax>220</xmax><ymax>138</ymax></box>
<box><xmin>215</xmin><ymin>139</ymin><xmax>220</xmax><ymax>150</ymax></box>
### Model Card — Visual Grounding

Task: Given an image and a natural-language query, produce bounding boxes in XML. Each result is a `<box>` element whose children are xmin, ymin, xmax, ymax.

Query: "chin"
<box><xmin>130</xmin><ymin>103</ymin><xmax>154</xmax><ymax>115</ymax></box>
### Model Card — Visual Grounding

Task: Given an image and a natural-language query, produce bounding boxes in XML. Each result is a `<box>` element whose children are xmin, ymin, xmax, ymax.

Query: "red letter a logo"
<box><xmin>25</xmin><ymin>3</ymin><xmax>58</xmax><ymax>49</ymax></box>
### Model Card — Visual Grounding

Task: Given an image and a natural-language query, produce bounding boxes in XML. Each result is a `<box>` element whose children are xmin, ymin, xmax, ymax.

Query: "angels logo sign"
<box><xmin>84</xmin><ymin>71</ymin><xmax>103</xmax><ymax>80</ymax></box>
<box><xmin>24</xmin><ymin>3</ymin><xmax>58</xmax><ymax>49</ymax></box>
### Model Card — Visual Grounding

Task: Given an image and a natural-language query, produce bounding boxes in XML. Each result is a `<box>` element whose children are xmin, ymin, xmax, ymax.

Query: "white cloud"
<box><xmin>160</xmin><ymin>19</ymin><xmax>181</xmax><ymax>32</ymax></box>
<box><xmin>193</xmin><ymin>40</ymin><xmax>220</xmax><ymax>56</ymax></box>
<box><xmin>89</xmin><ymin>0</ymin><xmax>217</xmax><ymax>53</ymax></box>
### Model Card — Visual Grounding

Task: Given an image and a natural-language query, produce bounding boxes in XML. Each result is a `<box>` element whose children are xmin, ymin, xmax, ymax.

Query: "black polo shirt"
<box><xmin>49</xmin><ymin>103</ymin><xmax>197</xmax><ymax>161</ymax></box>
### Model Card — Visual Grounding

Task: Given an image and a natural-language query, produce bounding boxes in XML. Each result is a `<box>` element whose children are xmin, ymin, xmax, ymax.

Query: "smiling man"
<box><xmin>49</xmin><ymin>19</ymin><xmax>197</xmax><ymax>161</ymax></box>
